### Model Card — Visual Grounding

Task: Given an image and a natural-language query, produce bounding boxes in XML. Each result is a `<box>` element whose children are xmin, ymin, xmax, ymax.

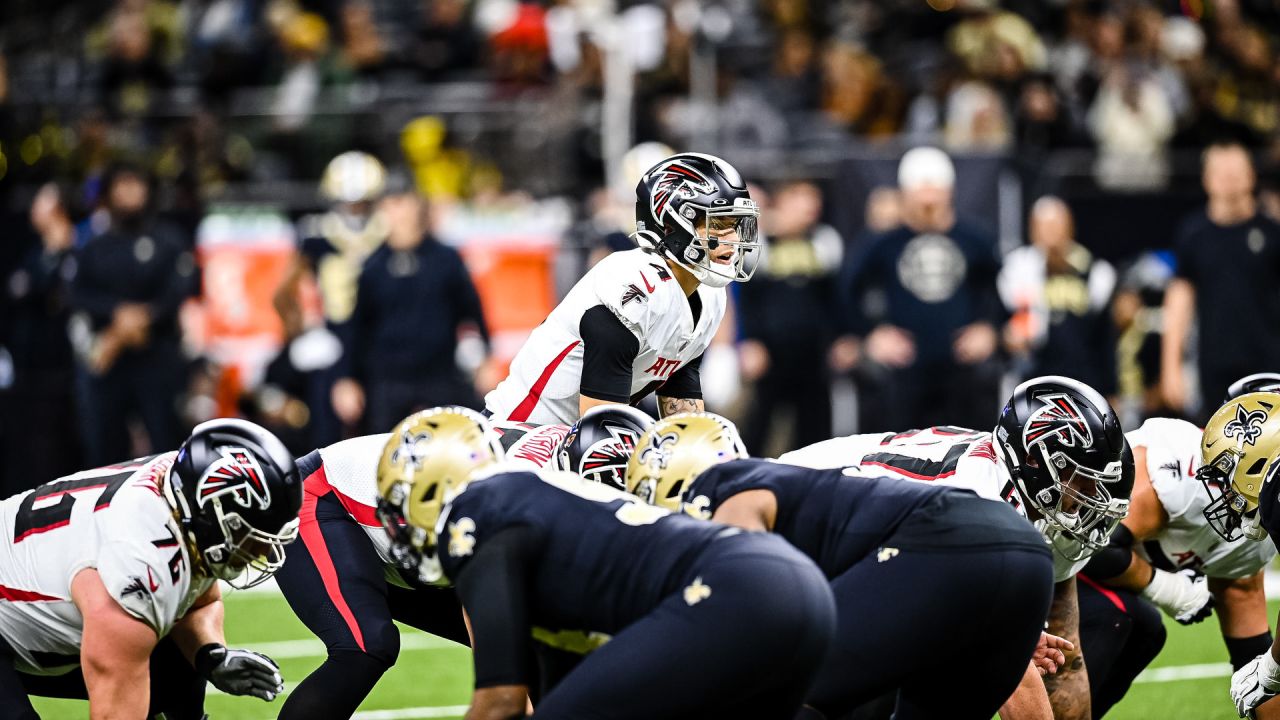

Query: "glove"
<box><xmin>1232</xmin><ymin>650</ymin><xmax>1280</xmax><ymax>718</ymax></box>
<box><xmin>194</xmin><ymin>643</ymin><xmax>284</xmax><ymax>701</ymax></box>
<box><xmin>1141</xmin><ymin>568</ymin><xmax>1214</xmax><ymax>625</ymax></box>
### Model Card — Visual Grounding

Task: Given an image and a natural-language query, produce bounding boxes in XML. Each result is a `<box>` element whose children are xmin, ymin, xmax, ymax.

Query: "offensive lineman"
<box><xmin>0</xmin><ymin>419</ymin><xmax>301</xmax><ymax>719</ymax></box>
<box><xmin>1079</xmin><ymin>375</ymin><xmax>1280</xmax><ymax>717</ymax></box>
<box><xmin>779</xmin><ymin>375</ymin><xmax>1132</xmax><ymax>720</ymax></box>
<box><xmin>273</xmin><ymin>405</ymin><xmax>653</xmax><ymax>718</ymax></box>
<box><xmin>626</xmin><ymin>412</ymin><xmax>1054</xmax><ymax>720</ymax></box>
<box><xmin>375</xmin><ymin>408</ymin><xmax>836</xmax><ymax>719</ymax></box>
<box><xmin>484</xmin><ymin>152</ymin><xmax>761</xmax><ymax>424</ymax></box>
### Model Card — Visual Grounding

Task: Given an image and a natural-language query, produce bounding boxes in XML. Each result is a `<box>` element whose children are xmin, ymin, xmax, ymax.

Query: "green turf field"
<box><xmin>30</xmin><ymin>591</ymin><xmax>1268</xmax><ymax>719</ymax></box>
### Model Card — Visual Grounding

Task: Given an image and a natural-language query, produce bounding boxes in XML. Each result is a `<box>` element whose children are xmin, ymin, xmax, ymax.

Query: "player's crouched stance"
<box><xmin>376</xmin><ymin>407</ymin><xmax>836</xmax><ymax>720</ymax></box>
<box><xmin>628</xmin><ymin>414</ymin><xmax>1055</xmax><ymax>720</ymax></box>
<box><xmin>0</xmin><ymin>419</ymin><xmax>301</xmax><ymax>719</ymax></box>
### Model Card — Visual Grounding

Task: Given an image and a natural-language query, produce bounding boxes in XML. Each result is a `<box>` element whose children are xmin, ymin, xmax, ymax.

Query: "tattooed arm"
<box><xmin>658</xmin><ymin>396</ymin><xmax>704</xmax><ymax>418</ymax></box>
<box><xmin>1043</xmin><ymin>576</ymin><xmax>1090</xmax><ymax>720</ymax></box>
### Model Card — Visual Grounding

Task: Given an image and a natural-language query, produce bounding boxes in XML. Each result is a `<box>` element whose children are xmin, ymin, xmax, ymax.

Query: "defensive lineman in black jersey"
<box><xmin>626</xmin><ymin>413</ymin><xmax>1055</xmax><ymax>720</ymax></box>
<box><xmin>375</xmin><ymin>408</ymin><xmax>836</xmax><ymax>720</ymax></box>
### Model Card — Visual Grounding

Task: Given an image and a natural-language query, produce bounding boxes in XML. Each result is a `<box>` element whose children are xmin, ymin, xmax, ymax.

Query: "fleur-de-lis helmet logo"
<box><xmin>1224</xmin><ymin>405</ymin><xmax>1269</xmax><ymax>447</ymax></box>
<box><xmin>638</xmin><ymin>431</ymin><xmax>679</xmax><ymax>470</ymax></box>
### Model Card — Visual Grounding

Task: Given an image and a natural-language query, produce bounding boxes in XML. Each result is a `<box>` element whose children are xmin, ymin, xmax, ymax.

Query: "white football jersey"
<box><xmin>485</xmin><ymin>248</ymin><xmax>726</xmax><ymax>425</ymax></box>
<box><xmin>0</xmin><ymin>454</ymin><xmax>212</xmax><ymax>675</ymax></box>
<box><xmin>781</xmin><ymin>427</ymin><xmax>1089</xmax><ymax>582</ymax></box>
<box><xmin>1126</xmin><ymin>418</ymin><xmax>1276</xmax><ymax>579</ymax></box>
<box><xmin>308</xmin><ymin>426</ymin><xmax>565</xmax><ymax>571</ymax></box>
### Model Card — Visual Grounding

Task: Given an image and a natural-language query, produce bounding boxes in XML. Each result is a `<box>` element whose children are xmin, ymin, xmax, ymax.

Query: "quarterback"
<box><xmin>0</xmin><ymin>419</ymin><xmax>301</xmax><ymax>719</ymax></box>
<box><xmin>484</xmin><ymin>152</ymin><xmax>760</xmax><ymax>424</ymax></box>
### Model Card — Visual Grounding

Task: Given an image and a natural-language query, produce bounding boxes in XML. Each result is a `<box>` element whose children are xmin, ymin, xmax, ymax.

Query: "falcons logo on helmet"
<box><xmin>1023</xmin><ymin>393</ymin><xmax>1093</xmax><ymax>449</ymax></box>
<box><xmin>197</xmin><ymin>447</ymin><xmax>271</xmax><ymax>510</ymax></box>
<box><xmin>579</xmin><ymin>425</ymin><xmax>641</xmax><ymax>485</ymax></box>
<box><xmin>649</xmin><ymin>162</ymin><xmax>714</xmax><ymax>220</ymax></box>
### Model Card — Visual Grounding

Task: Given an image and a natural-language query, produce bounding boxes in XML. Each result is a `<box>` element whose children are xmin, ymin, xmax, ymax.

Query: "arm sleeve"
<box><xmin>970</xmin><ymin>236</ymin><xmax>1007</xmax><ymax>328</ymax></box>
<box><xmin>658</xmin><ymin>352</ymin><xmax>703</xmax><ymax>400</ymax></box>
<box><xmin>454</xmin><ymin>525</ymin><xmax>539</xmax><ymax>689</ymax></box>
<box><xmin>450</xmin><ymin>250</ymin><xmax>491</xmax><ymax>347</ymax></box>
<box><xmin>579</xmin><ymin>305</ymin><xmax>640</xmax><ymax>403</ymax></box>
<box><xmin>1172</xmin><ymin>222</ymin><xmax>1197</xmax><ymax>283</ymax></box>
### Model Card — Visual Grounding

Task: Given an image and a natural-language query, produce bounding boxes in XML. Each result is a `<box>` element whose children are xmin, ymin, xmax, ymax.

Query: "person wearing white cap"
<box><xmin>831</xmin><ymin>146</ymin><xmax>1003</xmax><ymax>432</ymax></box>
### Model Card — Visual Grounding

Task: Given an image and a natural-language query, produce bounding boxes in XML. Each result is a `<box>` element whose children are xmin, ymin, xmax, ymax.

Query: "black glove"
<box><xmin>194</xmin><ymin>643</ymin><xmax>284</xmax><ymax>701</ymax></box>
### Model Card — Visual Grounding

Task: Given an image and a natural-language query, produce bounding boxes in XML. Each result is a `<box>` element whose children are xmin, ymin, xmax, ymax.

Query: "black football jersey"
<box><xmin>438</xmin><ymin>470</ymin><xmax>736</xmax><ymax>635</ymax></box>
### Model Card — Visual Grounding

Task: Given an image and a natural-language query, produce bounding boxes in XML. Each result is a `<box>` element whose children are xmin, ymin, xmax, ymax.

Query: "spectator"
<box><xmin>331</xmin><ymin>179</ymin><xmax>490</xmax><ymax>433</ymax></box>
<box><xmin>833</xmin><ymin>146</ymin><xmax>1003</xmax><ymax>431</ymax></box>
<box><xmin>275</xmin><ymin>150</ymin><xmax>389</xmax><ymax>444</ymax></box>
<box><xmin>93</xmin><ymin>7</ymin><xmax>174</xmax><ymax>121</ymax></box>
<box><xmin>999</xmin><ymin>196</ymin><xmax>1117</xmax><ymax>398</ymax></box>
<box><xmin>412</xmin><ymin>0</ymin><xmax>483</xmax><ymax>80</ymax></box>
<box><xmin>737</xmin><ymin>180</ymin><xmax>842</xmax><ymax>455</ymax></box>
<box><xmin>68</xmin><ymin>163</ymin><xmax>195</xmax><ymax>464</ymax></box>
<box><xmin>1162</xmin><ymin>142</ymin><xmax>1280</xmax><ymax>421</ymax></box>
<box><xmin>0</xmin><ymin>183</ymin><xmax>82</xmax><ymax>494</ymax></box>
<box><xmin>1087</xmin><ymin>65</ymin><xmax>1175</xmax><ymax>191</ymax></box>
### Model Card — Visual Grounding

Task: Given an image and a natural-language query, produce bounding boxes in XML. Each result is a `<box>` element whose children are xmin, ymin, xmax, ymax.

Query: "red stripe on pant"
<box><xmin>1078</xmin><ymin>573</ymin><xmax>1127</xmax><ymax>613</ymax></box>
<box><xmin>300</xmin><ymin>466</ymin><xmax>366</xmax><ymax>651</ymax></box>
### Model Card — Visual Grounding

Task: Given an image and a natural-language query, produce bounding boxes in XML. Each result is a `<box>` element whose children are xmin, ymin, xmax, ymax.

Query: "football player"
<box><xmin>376</xmin><ymin>408</ymin><xmax>836</xmax><ymax>719</ymax></box>
<box><xmin>779</xmin><ymin>376</ymin><xmax>1132</xmax><ymax>720</ymax></box>
<box><xmin>273</xmin><ymin>406</ymin><xmax>652</xmax><ymax>718</ymax></box>
<box><xmin>1079</xmin><ymin>377</ymin><xmax>1280</xmax><ymax>718</ymax></box>
<box><xmin>1185</xmin><ymin>391</ymin><xmax>1280</xmax><ymax>719</ymax></box>
<box><xmin>0</xmin><ymin>418</ymin><xmax>300</xmax><ymax>719</ymax></box>
<box><xmin>484</xmin><ymin>152</ymin><xmax>761</xmax><ymax>424</ymax></box>
<box><xmin>626</xmin><ymin>412</ymin><xmax>1054</xmax><ymax>720</ymax></box>
<box><xmin>556</xmin><ymin>404</ymin><xmax>655</xmax><ymax>490</ymax></box>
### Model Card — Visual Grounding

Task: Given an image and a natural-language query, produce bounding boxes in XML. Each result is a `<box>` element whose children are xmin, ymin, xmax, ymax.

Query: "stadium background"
<box><xmin>2</xmin><ymin>0</ymin><xmax>1279</xmax><ymax>718</ymax></box>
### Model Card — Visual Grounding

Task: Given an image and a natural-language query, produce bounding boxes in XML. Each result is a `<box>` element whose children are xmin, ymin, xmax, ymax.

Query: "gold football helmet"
<box><xmin>1200</xmin><ymin>392</ymin><xmax>1280</xmax><ymax>541</ymax></box>
<box><xmin>375</xmin><ymin>407</ymin><xmax>503</xmax><ymax>583</ymax></box>
<box><xmin>624</xmin><ymin>413</ymin><xmax>747</xmax><ymax>511</ymax></box>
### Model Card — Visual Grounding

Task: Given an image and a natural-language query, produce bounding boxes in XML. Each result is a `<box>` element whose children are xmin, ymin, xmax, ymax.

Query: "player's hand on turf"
<box><xmin>195</xmin><ymin>643</ymin><xmax>285</xmax><ymax>701</ymax></box>
<box><xmin>1032</xmin><ymin>631</ymin><xmax>1074</xmax><ymax>675</ymax></box>
<box><xmin>1142</xmin><ymin>568</ymin><xmax>1214</xmax><ymax>625</ymax></box>
<box><xmin>1232</xmin><ymin>651</ymin><xmax>1280</xmax><ymax>718</ymax></box>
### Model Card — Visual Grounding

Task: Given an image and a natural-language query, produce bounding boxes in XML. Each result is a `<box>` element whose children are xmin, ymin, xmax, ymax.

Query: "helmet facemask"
<box><xmin>376</xmin><ymin>479</ymin><xmax>445</xmax><ymax>585</ymax></box>
<box><xmin>203</xmin><ymin>499</ymin><xmax>300</xmax><ymax>589</ymax></box>
<box><xmin>1004</xmin><ymin>439</ymin><xmax>1129</xmax><ymax>561</ymax></box>
<box><xmin>1199</xmin><ymin>449</ymin><xmax>1267</xmax><ymax>541</ymax></box>
<box><xmin>673</xmin><ymin>202</ymin><xmax>762</xmax><ymax>288</ymax></box>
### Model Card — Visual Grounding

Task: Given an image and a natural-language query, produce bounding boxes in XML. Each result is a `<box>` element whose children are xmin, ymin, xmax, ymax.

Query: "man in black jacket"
<box><xmin>69</xmin><ymin>164</ymin><xmax>196</xmax><ymax>464</ymax></box>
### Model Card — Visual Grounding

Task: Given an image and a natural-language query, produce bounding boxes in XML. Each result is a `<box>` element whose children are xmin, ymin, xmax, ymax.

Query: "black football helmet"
<box><xmin>558</xmin><ymin>405</ymin><xmax>656</xmax><ymax>491</ymax></box>
<box><xmin>165</xmin><ymin>418</ymin><xmax>303</xmax><ymax>588</ymax></box>
<box><xmin>1226</xmin><ymin>373</ymin><xmax>1280</xmax><ymax>401</ymax></box>
<box><xmin>634</xmin><ymin>152</ymin><xmax>761</xmax><ymax>288</ymax></box>
<box><xmin>994</xmin><ymin>376</ymin><xmax>1132</xmax><ymax>560</ymax></box>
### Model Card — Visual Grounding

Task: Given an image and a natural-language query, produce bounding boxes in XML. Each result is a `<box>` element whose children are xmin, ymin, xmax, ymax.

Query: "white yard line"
<box><xmin>352</xmin><ymin>707</ymin><xmax>470</xmax><ymax>719</ymax></box>
<box><xmin>1134</xmin><ymin>662</ymin><xmax>1232</xmax><ymax>683</ymax></box>
<box><xmin>248</xmin><ymin>632</ymin><xmax>459</xmax><ymax>659</ymax></box>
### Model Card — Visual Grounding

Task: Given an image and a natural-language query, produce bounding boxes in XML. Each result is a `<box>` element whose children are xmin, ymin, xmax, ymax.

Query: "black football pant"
<box><xmin>78</xmin><ymin>341</ymin><xmax>188</xmax><ymax>466</ymax></box>
<box><xmin>1077</xmin><ymin>574</ymin><xmax>1166</xmax><ymax>718</ymax></box>
<box><xmin>809</xmin><ymin>493</ymin><xmax>1054</xmax><ymax>720</ymax></box>
<box><xmin>0</xmin><ymin>635</ymin><xmax>205</xmax><ymax>719</ymax></box>
<box><xmin>532</xmin><ymin>531</ymin><xmax>836</xmax><ymax>720</ymax></box>
<box><xmin>274</xmin><ymin>475</ymin><xmax>469</xmax><ymax>720</ymax></box>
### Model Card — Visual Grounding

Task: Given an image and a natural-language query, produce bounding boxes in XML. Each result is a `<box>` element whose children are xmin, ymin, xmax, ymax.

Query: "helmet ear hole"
<box><xmin>1246</xmin><ymin>458</ymin><xmax>1267</xmax><ymax>476</ymax></box>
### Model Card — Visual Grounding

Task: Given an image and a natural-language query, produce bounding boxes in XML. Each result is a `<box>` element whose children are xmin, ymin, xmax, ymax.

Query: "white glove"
<box><xmin>1232</xmin><ymin>650</ymin><xmax>1280</xmax><ymax>718</ymax></box>
<box><xmin>195</xmin><ymin>643</ymin><xmax>284</xmax><ymax>701</ymax></box>
<box><xmin>1141</xmin><ymin>568</ymin><xmax>1214</xmax><ymax>625</ymax></box>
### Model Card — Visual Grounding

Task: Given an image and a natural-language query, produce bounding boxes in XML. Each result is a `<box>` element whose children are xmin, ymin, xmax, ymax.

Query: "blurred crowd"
<box><xmin>2</xmin><ymin>0</ymin><xmax>1280</xmax><ymax>493</ymax></box>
